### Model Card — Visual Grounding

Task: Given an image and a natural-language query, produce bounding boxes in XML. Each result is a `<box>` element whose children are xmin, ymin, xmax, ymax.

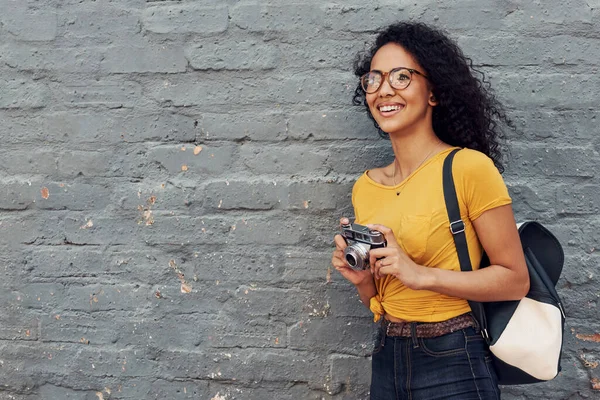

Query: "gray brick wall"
<box><xmin>0</xmin><ymin>0</ymin><xmax>598</xmax><ymax>399</ymax></box>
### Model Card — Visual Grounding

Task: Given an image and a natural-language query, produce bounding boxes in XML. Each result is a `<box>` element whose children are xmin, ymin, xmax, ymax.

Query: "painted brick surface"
<box><xmin>0</xmin><ymin>1</ymin><xmax>599</xmax><ymax>399</ymax></box>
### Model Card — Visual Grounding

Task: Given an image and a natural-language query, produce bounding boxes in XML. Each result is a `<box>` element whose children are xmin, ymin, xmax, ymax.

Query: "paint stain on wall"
<box><xmin>138</xmin><ymin>196</ymin><xmax>156</xmax><ymax>226</ymax></box>
<box><xmin>576</xmin><ymin>333</ymin><xmax>600</xmax><ymax>343</ymax></box>
<box><xmin>41</xmin><ymin>187</ymin><xmax>50</xmax><ymax>199</ymax></box>
<box><xmin>169</xmin><ymin>259</ymin><xmax>192</xmax><ymax>294</ymax></box>
<box><xmin>80</xmin><ymin>220</ymin><xmax>94</xmax><ymax>229</ymax></box>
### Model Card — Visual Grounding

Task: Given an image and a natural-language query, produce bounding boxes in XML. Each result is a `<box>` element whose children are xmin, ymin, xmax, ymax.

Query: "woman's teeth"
<box><xmin>379</xmin><ymin>105</ymin><xmax>401</xmax><ymax>112</ymax></box>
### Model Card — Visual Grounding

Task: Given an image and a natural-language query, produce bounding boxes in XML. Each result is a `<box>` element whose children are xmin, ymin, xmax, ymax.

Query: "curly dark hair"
<box><xmin>353</xmin><ymin>22</ymin><xmax>512</xmax><ymax>172</ymax></box>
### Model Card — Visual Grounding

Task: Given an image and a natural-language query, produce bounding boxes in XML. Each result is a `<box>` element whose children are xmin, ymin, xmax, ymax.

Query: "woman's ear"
<box><xmin>428</xmin><ymin>92</ymin><xmax>438</xmax><ymax>106</ymax></box>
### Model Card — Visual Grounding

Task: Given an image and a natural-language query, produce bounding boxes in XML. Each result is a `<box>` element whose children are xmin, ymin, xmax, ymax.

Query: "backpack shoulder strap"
<box><xmin>442</xmin><ymin>148</ymin><xmax>489</xmax><ymax>341</ymax></box>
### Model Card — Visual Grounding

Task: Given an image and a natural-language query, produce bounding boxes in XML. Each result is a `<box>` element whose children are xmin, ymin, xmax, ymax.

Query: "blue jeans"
<box><xmin>370</xmin><ymin>325</ymin><xmax>501</xmax><ymax>400</ymax></box>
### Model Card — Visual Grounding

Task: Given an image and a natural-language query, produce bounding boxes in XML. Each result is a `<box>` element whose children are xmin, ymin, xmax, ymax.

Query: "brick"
<box><xmin>34</xmin><ymin>182</ymin><xmax>112</xmax><ymax>211</ymax></box>
<box><xmin>289</xmin><ymin>317</ymin><xmax>373</xmax><ymax>356</ymax></box>
<box><xmin>329</xmin><ymin>354</ymin><xmax>371</xmax><ymax>389</ymax></box>
<box><xmin>62</xmin><ymin>214</ymin><xmax>143</xmax><ymax>246</ymax></box>
<box><xmin>150</xmin><ymin>282</ymin><xmax>233</xmax><ymax>316</ymax></box>
<box><xmin>2</xmin><ymin>7</ymin><xmax>58</xmax><ymax>41</ymax></box>
<box><xmin>140</xmin><ymin>215</ymin><xmax>230</xmax><ymax>246</ymax></box>
<box><xmin>230</xmin><ymin>3</ymin><xmax>325</xmax><ymax>32</ymax></box>
<box><xmin>157</xmin><ymin>348</ymin><xmax>326</xmax><ymax>385</ymax></box>
<box><xmin>0</xmin><ymin>214</ymin><xmax>65</xmax><ymax>247</ymax></box>
<box><xmin>142</xmin><ymin>4</ymin><xmax>228</xmax><ymax>35</ymax></box>
<box><xmin>544</xmin><ymin>220</ymin><xmax>585</xmax><ymax>252</ymax></box>
<box><xmin>496</xmin><ymin>72</ymin><xmax>600</xmax><ymax>109</ymax></box>
<box><xmin>144</xmin><ymin>379</ymin><xmax>209</xmax><ymax>400</ymax></box>
<box><xmin>505</xmin><ymin>145</ymin><xmax>597</xmax><ymax>178</ymax></box>
<box><xmin>223</xmin><ymin>285</ymin><xmax>312</xmax><ymax>320</ymax></box>
<box><xmin>40</xmin><ymin>313</ymin><xmax>119</xmax><ymax>345</ymax></box>
<box><xmin>147</xmin><ymin>70</ymin><xmax>354</xmax><ymax>108</ymax></box>
<box><xmin>36</xmin><ymin>385</ymin><xmax>98</xmax><ymax>399</ymax></box>
<box><xmin>186</xmin><ymin>39</ymin><xmax>280</xmax><ymax>71</ymax></box>
<box><xmin>24</xmin><ymin>247</ymin><xmax>105</xmax><ymax>280</ymax></box>
<box><xmin>557</xmin><ymin>184</ymin><xmax>600</xmax><ymax>215</ymax></box>
<box><xmin>280</xmin><ymin>39</ymin><xmax>364</xmax><ymax>70</ymax></box>
<box><xmin>58</xmin><ymin>150</ymin><xmax>128</xmax><ymax>178</ymax></box>
<box><xmin>0</xmin><ymin>148</ymin><xmax>57</xmax><ymax>176</ymax></box>
<box><xmin>60</xmin><ymin>3</ymin><xmax>142</xmax><ymax>42</ymax></box>
<box><xmin>509</xmin><ymin>109</ymin><xmax>600</xmax><ymax>141</ymax></box>
<box><xmin>1</xmin><ymin>112</ymin><xmax>196</xmax><ymax>145</ymax></box>
<box><xmin>203</xmin><ymin>179</ymin><xmax>350</xmax><ymax>212</ymax></box>
<box><xmin>326</xmin><ymin>142</ymin><xmax>394</xmax><ymax>175</ymax></box>
<box><xmin>113</xmin><ymin>180</ymin><xmax>201</xmax><ymax>214</ymax></box>
<box><xmin>119</xmin><ymin>113</ymin><xmax>197</xmax><ymax>143</ymax></box>
<box><xmin>287</xmin><ymin>110</ymin><xmax>378</xmax><ymax>140</ymax></box>
<box><xmin>281</xmin><ymin>251</ymin><xmax>338</xmax><ymax>284</ymax></box>
<box><xmin>558</xmin><ymin>285</ymin><xmax>598</xmax><ymax>320</ymax></box>
<box><xmin>199</xmin><ymin>111</ymin><xmax>286</xmax><ymax>141</ymax></box>
<box><xmin>0</xmin><ymin>179</ymin><xmax>37</xmax><ymax>210</ymax></box>
<box><xmin>0</xmin><ymin>78</ymin><xmax>50</xmax><ymax>109</ymax></box>
<box><xmin>239</xmin><ymin>143</ymin><xmax>329</xmax><ymax>175</ymax></box>
<box><xmin>0</xmin><ymin>44</ymin><xmax>102</xmax><ymax>73</ymax></box>
<box><xmin>203</xmin><ymin>180</ymin><xmax>280</xmax><ymax>211</ymax></box>
<box><xmin>64</xmin><ymin>284</ymin><xmax>151</xmax><ymax>312</ymax></box>
<box><xmin>191</xmin><ymin>249</ymin><xmax>285</xmax><ymax>284</ymax></box>
<box><xmin>58</xmin><ymin>80</ymin><xmax>142</xmax><ymax>109</ymax></box>
<box><xmin>507</xmin><ymin>182</ymin><xmax>556</xmax><ymax>221</ymax></box>
<box><xmin>561</xmin><ymin>254</ymin><xmax>597</xmax><ymax>287</ymax></box>
<box><xmin>326</xmin><ymin>286</ymin><xmax>372</xmax><ymax>318</ymax></box>
<box><xmin>228</xmin><ymin>215</ymin><xmax>310</xmax><ymax>245</ymax></box>
<box><xmin>581</xmin><ymin>219</ymin><xmax>600</xmax><ymax>253</ymax></box>
<box><xmin>0</xmin><ymin>314</ymin><xmax>39</xmax><ymax>341</ymax></box>
<box><xmin>102</xmin><ymin>246</ymin><xmax>187</xmax><ymax>285</ymax></box>
<box><xmin>286</xmin><ymin>181</ymin><xmax>352</xmax><ymax>211</ymax></box>
<box><xmin>324</xmin><ymin>3</ymin><xmax>421</xmax><ymax>33</ymax></box>
<box><xmin>209</xmin><ymin>318</ymin><xmax>287</xmax><ymax>349</ymax></box>
<box><xmin>200</xmin><ymin>383</ymin><xmax>327</xmax><ymax>400</ymax></box>
<box><xmin>458</xmin><ymin>35</ymin><xmax>600</xmax><ymax>67</ymax></box>
<box><xmin>101</xmin><ymin>45</ymin><xmax>187</xmax><ymax>73</ymax></box>
<box><xmin>40</xmin><ymin>313</ymin><xmax>215</xmax><ymax>349</ymax></box>
<box><xmin>0</xmin><ymin>245</ymin><xmax>27</xmax><ymax>284</ymax></box>
<box><xmin>142</xmin><ymin>144</ymin><xmax>235</xmax><ymax>176</ymax></box>
<box><xmin>501</xmin><ymin>1</ymin><xmax>594</xmax><ymax>36</ymax></box>
<box><xmin>0</xmin><ymin>283</ymin><xmax>66</xmax><ymax>312</ymax></box>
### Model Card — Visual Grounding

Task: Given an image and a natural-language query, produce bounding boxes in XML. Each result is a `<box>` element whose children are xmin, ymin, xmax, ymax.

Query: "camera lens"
<box><xmin>343</xmin><ymin>243</ymin><xmax>370</xmax><ymax>271</ymax></box>
<box><xmin>345</xmin><ymin>254</ymin><xmax>357</xmax><ymax>267</ymax></box>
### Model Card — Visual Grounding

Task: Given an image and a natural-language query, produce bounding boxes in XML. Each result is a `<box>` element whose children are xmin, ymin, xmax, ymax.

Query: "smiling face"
<box><xmin>365</xmin><ymin>43</ymin><xmax>437</xmax><ymax>136</ymax></box>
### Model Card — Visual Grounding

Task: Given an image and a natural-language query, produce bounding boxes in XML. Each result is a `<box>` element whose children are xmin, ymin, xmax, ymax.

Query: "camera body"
<box><xmin>340</xmin><ymin>222</ymin><xmax>386</xmax><ymax>270</ymax></box>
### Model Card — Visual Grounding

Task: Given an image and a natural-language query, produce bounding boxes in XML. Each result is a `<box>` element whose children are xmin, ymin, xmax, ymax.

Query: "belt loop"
<box><xmin>410</xmin><ymin>323</ymin><xmax>419</xmax><ymax>348</ymax></box>
<box><xmin>469</xmin><ymin>312</ymin><xmax>481</xmax><ymax>333</ymax></box>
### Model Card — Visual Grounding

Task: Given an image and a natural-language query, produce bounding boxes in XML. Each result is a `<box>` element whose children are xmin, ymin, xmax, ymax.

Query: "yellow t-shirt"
<box><xmin>352</xmin><ymin>147</ymin><xmax>511</xmax><ymax>323</ymax></box>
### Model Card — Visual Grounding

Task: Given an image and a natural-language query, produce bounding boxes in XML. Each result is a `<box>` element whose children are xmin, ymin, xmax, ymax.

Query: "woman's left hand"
<box><xmin>366</xmin><ymin>223</ymin><xmax>429</xmax><ymax>290</ymax></box>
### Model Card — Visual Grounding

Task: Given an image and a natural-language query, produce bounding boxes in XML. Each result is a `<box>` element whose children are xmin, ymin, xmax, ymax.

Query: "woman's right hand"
<box><xmin>332</xmin><ymin>217</ymin><xmax>374</xmax><ymax>286</ymax></box>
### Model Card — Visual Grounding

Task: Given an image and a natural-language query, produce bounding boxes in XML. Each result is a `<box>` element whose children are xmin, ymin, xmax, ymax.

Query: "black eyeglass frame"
<box><xmin>360</xmin><ymin>67</ymin><xmax>429</xmax><ymax>94</ymax></box>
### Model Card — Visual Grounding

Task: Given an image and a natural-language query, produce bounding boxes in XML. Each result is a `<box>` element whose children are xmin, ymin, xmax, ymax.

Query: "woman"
<box><xmin>331</xmin><ymin>22</ymin><xmax>529</xmax><ymax>399</ymax></box>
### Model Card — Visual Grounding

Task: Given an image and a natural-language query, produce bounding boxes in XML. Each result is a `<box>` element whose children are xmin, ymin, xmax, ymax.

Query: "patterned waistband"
<box><xmin>384</xmin><ymin>313</ymin><xmax>476</xmax><ymax>339</ymax></box>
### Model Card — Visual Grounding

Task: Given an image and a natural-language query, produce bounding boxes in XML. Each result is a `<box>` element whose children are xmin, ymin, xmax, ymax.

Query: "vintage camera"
<box><xmin>340</xmin><ymin>222</ymin><xmax>386</xmax><ymax>270</ymax></box>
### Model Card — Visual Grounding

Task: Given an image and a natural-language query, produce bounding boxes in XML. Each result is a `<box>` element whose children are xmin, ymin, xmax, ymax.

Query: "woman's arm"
<box><xmin>354</xmin><ymin>278</ymin><xmax>377</xmax><ymax>307</ymax></box>
<box><xmin>368</xmin><ymin>204</ymin><xmax>530</xmax><ymax>302</ymax></box>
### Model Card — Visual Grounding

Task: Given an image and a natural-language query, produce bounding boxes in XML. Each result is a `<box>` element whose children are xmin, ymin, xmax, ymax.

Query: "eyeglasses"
<box><xmin>360</xmin><ymin>67</ymin><xmax>428</xmax><ymax>94</ymax></box>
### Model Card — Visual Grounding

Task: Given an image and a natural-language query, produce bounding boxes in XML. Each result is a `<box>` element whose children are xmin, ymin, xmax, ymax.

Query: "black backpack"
<box><xmin>443</xmin><ymin>149</ymin><xmax>565</xmax><ymax>385</ymax></box>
